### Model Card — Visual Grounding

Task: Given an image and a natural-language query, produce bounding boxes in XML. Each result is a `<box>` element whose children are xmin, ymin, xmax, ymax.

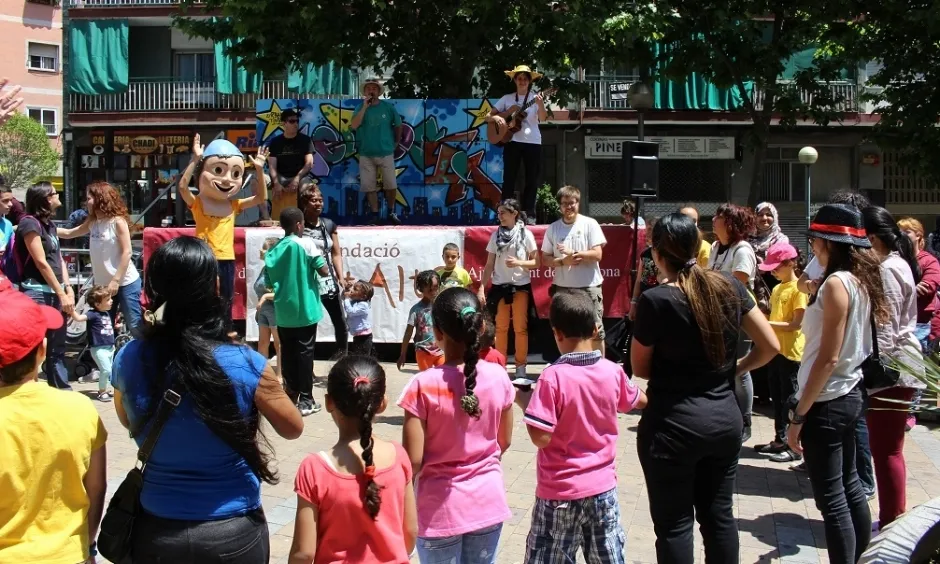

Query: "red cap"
<box><xmin>0</xmin><ymin>290</ymin><xmax>64</xmax><ymax>368</ymax></box>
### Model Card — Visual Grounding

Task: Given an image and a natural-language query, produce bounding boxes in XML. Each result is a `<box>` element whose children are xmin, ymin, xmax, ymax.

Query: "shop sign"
<box><xmin>585</xmin><ymin>135</ymin><xmax>736</xmax><ymax>160</ymax></box>
<box><xmin>227</xmin><ymin>129</ymin><xmax>259</xmax><ymax>153</ymax></box>
<box><xmin>91</xmin><ymin>131</ymin><xmax>192</xmax><ymax>155</ymax></box>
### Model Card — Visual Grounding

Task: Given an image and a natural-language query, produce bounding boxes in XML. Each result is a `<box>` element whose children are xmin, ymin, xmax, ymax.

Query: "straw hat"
<box><xmin>505</xmin><ymin>65</ymin><xmax>543</xmax><ymax>80</ymax></box>
<box><xmin>361</xmin><ymin>77</ymin><xmax>385</xmax><ymax>95</ymax></box>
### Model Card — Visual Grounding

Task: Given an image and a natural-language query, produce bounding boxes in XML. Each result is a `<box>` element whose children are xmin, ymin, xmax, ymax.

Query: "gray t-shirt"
<box><xmin>708</xmin><ymin>240</ymin><xmax>756</xmax><ymax>288</ymax></box>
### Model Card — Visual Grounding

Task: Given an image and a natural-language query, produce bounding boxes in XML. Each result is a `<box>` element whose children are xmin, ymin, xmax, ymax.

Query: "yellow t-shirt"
<box><xmin>436</xmin><ymin>266</ymin><xmax>472</xmax><ymax>289</ymax></box>
<box><xmin>0</xmin><ymin>382</ymin><xmax>107</xmax><ymax>564</ymax></box>
<box><xmin>190</xmin><ymin>197</ymin><xmax>244</xmax><ymax>261</ymax></box>
<box><xmin>770</xmin><ymin>279</ymin><xmax>809</xmax><ymax>362</ymax></box>
<box><xmin>697</xmin><ymin>238</ymin><xmax>711</xmax><ymax>268</ymax></box>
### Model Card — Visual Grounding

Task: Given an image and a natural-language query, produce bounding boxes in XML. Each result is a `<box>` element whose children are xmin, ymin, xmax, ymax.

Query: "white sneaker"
<box><xmin>83</xmin><ymin>370</ymin><xmax>100</xmax><ymax>383</ymax></box>
<box><xmin>514</xmin><ymin>365</ymin><xmax>527</xmax><ymax>380</ymax></box>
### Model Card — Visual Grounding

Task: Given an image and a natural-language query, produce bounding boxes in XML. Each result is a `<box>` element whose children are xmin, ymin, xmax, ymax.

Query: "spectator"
<box><xmin>679</xmin><ymin>206</ymin><xmax>711</xmax><ymax>267</ymax></box>
<box><xmin>621</xmin><ymin>199</ymin><xmax>646</xmax><ymax>229</ymax></box>
<box><xmin>541</xmin><ymin>186</ymin><xmax>608</xmax><ymax>354</ymax></box>
<box><xmin>112</xmin><ymin>236</ymin><xmax>304</xmax><ymax>561</ymax></box>
<box><xmin>350</xmin><ymin>78</ymin><xmax>403</xmax><ymax>225</ymax></box>
<box><xmin>65</xmin><ymin>202</ymin><xmax>89</xmax><ymax>250</ymax></box>
<box><xmin>266</xmin><ymin>108</ymin><xmax>315</xmax><ymax>220</ymax></box>
<box><xmin>629</xmin><ymin>216</ymin><xmax>659</xmax><ymax>321</ymax></box>
<box><xmin>0</xmin><ymin>184</ymin><xmax>13</xmax><ymax>249</ymax></box>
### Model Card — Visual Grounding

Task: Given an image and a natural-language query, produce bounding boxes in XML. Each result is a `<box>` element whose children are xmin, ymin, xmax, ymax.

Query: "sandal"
<box><xmin>755</xmin><ymin>441</ymin><xmax>788</xmax><ymax>454</ymax></box>
<box><xmin>770</xmin><ymin>450</ymin><xmax>802</xmax><ymax>463</ymax></box>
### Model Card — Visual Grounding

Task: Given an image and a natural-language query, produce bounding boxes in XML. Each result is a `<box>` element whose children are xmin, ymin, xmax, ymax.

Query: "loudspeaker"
<box><xmin>621</xmin><ymin>140</ymin><xmax>659</xmax><ymax>198</ymax></box>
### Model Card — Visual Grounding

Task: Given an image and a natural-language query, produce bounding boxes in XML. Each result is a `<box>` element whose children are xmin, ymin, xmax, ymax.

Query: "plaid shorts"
<box><xmin>525</xmin><ymin>488</ymin><xmax>625</xmax><ymax>564</ymax></box>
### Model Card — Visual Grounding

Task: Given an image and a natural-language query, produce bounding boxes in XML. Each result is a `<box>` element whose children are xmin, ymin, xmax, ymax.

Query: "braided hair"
<box><xmin>326</xmin><ymin>355</ymin><xmax>387</xmax><ymax>519</ymax></box>
<box><xmin>431</xmin><ymin>287</ymin><xmax>484</xmax><ymax>418</ymax></box>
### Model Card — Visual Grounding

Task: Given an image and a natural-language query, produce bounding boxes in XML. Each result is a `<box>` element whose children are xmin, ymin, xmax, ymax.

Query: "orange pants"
<box><xmin>494</xmin><ymin>289</ymin><xmax>529</xmax><ymax>366</ymax></box>
<box><xmin>416</xmin><ymin>349</ymin><xmax>445</xmax><ymax>371</ymax></box>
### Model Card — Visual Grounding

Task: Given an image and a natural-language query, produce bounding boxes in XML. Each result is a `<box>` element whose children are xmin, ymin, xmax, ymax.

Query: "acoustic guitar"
<box><xmin>486</xmin><ymin>88</ymin><xmax>557</xmax><ymax>146</ymax></box>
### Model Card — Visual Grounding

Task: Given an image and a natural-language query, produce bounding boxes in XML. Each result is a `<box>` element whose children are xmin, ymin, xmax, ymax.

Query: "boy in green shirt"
<box><xmin>264</xmin><ymin>206</ymin><xmax>329</xmax><ymax>415</ymax></box>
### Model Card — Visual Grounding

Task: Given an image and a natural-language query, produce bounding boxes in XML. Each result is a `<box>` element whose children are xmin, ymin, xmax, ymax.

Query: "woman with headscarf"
<box><xmin>750</xmin><ymin>203</ymin><xmax>790</xmax><ymax>260</ymax></box>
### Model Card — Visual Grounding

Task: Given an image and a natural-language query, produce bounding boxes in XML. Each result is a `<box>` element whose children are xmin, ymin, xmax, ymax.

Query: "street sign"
<box><xmin>608</xmin><ymin>82</ymin><xmax>632</xmax><ymax>102</ymax></box>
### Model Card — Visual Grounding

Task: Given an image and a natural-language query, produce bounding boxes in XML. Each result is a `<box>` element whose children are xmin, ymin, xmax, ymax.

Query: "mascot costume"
<box><xmin>177</xmin><ymin>134</ymin><xmax>269</xmax><ymax>318</ymax></box>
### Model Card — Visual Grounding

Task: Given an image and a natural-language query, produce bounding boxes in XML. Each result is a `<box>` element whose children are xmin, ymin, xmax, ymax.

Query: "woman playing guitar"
<box><xmin>487</xmin><ymin>65</ymin><xmax>548</xmax><ymax>224</ymax></box>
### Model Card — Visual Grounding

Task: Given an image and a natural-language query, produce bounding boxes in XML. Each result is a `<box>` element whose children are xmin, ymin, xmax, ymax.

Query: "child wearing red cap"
<box><xmin>0</xmin><ymin>290</ymin><xmax>108</xmax><ymax>564</ymax></box>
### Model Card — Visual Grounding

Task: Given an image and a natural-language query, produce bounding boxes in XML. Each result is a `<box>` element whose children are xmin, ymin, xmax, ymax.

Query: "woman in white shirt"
<box><xmin>708</xmin><ymin>203</ymin><xmax>758</xmax><ymax>441</ymax></box>
<box><xmin>787</xmin><ymin>204</ymin><xmax>887</xmax><ymax>564</ymax></box>
<box><xmin>59</xmin><ymin>182</ymin><xmax>142</xmax><ymax>337</ymax></box>
<box><xmin>478</xmin><ymin>199</ymin><xmax>539</xmax><ymax>380</ymax></box>
<box><xmin>862</xmin><ymin>206</ymin><xmax>926</xmax><ymax>529</ymax></box>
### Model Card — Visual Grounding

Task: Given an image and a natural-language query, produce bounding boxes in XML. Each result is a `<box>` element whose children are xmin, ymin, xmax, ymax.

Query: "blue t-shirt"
<box><xmin>86</xmin><ymin>310</ymin><xmax>114</xmax><ymax>348</ymax></box>
<box><xmin>112</xmin><ymin>340</ymin><xmax>266</xmax><ymax>520</ymax></box>
<box><xmin>0</xmin><ymin>217</ymin><xmax>12</xmax><ymax>249</ymax></box>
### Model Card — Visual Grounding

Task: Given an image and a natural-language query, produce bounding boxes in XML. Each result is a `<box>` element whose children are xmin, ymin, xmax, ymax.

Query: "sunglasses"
<box><xmin>285</xmin><ymin>119</ymin><xmax>299</xmax><ymax>124</ymax></box>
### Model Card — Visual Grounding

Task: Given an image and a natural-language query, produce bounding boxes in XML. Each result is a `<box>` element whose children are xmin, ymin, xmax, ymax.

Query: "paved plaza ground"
<box><xmin>83</xmin><ymin>360</ymin><xmax>940</xmax><ymax>564</ymax></box>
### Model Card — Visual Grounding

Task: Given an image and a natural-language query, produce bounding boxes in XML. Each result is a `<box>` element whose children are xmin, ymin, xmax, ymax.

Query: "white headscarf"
<box><xmin>749</xmin><ymin>202</ymin><xmax>788</xmax><ymax>256</ymax></box>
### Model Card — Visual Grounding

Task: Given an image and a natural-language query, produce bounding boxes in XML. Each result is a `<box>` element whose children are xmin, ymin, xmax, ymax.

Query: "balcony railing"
<box><xmin>65</xmin><ymin>0</ymin><xmax>196</xmax><ymax>6</ymax></box>
<box><xmin>69</xmin><ymin>79</ymin><xmax>357</xmax><ymax>113</ymax></box>
<box><xmin>583</xmin><ymin>75</ymin><xmax>860</xmax><ymax>113</ymax></box>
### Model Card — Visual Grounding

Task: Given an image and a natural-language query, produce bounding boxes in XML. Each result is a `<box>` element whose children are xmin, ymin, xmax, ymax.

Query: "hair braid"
<box><xmin>460</xmin><ymin>311</ymin><xmax>483</xmax><ymax>418</ymax></box>
<box><xmin>358</xmin><ymin>404</ymin><xmax>382</xmax><ymax>519</ymax></box>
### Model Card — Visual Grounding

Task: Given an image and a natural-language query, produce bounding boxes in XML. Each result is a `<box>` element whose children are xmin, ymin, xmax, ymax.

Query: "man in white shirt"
<box><xmin>541</xmin><ymin>185</ymin><xmax>608</xmax><ymax>353</ymax></box>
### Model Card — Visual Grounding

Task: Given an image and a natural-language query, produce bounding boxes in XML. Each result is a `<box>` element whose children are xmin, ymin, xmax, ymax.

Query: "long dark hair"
<box><xmin>818</xmin><ymin>241</ymin><xmax>890</xmax><ymax>326</ymax></box>
<box><xmin>863</xmin><ymin>206</ymin><xmax>922</xmax><ymax>282</ymax></box>
<box><xmin>431</xmin><ymin>287</ymin><xmax>484</xmax><ymax>418</ymax></box>
<box><xmin>25</xmin><ymin>182</ymin><xmax>56</xmax><ymax>221</ymax></box>
<box><xmin>140</xmin><ymin>236</ymin><xmax>277</xmax><ymax>484</ymax></box>
<box><xmin>327</xmin><ymin>356</ymin><xmax>386</xmax><ymax>519</ymax></box>
<box><xmin>652</xmin><ymin>213</ymin><xmax>740</xmax><ymax>367</ymax></box>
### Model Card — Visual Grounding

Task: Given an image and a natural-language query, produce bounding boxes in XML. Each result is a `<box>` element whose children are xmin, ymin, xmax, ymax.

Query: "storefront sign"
<box><xmin>92</xmin><ymin>131</ymin><xmax>192</xmax><ymax>156</ymax></box>
<box><xmin>227</xmin><ymin>129</ymin><xmax>259</xmax><ymax>153</ymax></box>
<box><xmin>585</xmin><ymin>136</ymin><xmax>735</xmax><ymax>160</ymax></box>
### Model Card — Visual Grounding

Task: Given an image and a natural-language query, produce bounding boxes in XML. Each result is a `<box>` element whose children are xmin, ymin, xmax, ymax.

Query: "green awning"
<box><xmin>651</xmin><ymin>41</ymin><xmax>749</xmax><ymax>110</ymax></box>
<box><xmin>214</xmin><ymin>35</ymin><xmax>263</xmax><ymax>94</ymax></box>
<box><xmin>288</xmin><ymin>62</ymin><xmax>357</xmax><ymax>95</ymax></box>
<box><xmin>67</xmin><ymin>19</ymin><xmax>129</xmax><ymax>95</ymax></box>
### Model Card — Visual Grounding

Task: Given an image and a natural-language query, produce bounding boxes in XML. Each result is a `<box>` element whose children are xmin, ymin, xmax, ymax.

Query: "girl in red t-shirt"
<box><xmin>289</xmin><ymin>357</ymin><xmax>417</xmax><ymax>563</ymax></box>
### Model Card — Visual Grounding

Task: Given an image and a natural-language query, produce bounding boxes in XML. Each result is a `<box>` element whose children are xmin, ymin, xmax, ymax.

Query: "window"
<box><xmin>174</xmin><ymin>52</ymin><xmax>214</xmax><ymax>82</ymax></box>
<box><xmin>28</xmin><ymin>108</ymin><xmax>57</xmax><ymax>136</ymax></box>
<box><xmin>27</xmin><ymin>42</ymin><xmax>58</xmax><ymax>72</ymax></box>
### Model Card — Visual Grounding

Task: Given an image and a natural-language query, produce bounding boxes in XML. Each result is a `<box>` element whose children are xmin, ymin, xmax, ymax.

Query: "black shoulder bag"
<box><xmin>97</xmin><ymin>384</ymin><xmax>184</xmax><ymax>562</ymax></box>
<box><xmin>861</xmin><ymin>314</ymin><xmax>901</xmax><ymax>389</ymax></box>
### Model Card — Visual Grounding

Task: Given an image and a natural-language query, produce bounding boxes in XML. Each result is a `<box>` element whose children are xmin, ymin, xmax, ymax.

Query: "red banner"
<box><xmin>142</xmin><ymin>228</ymin><xmax>249</xmax><ymax>320</ymax></box>
<box><xmin>462</xmin><ymin>225</ymin><xmax>635</xmax><ymax>318</ymax></box>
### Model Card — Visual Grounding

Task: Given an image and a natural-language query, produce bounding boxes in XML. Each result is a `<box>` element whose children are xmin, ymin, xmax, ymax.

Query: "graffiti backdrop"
<box><xmin>256</xmin><ymin>98</ymin><xmax>506</xmax><ymax>225</ymax></box>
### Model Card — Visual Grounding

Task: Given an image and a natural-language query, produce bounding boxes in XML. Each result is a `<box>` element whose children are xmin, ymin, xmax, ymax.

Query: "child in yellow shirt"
<box><xmin>755</xmin><ymin>242</ymin><xmax>808</xmax><ymax>463</ymax></box>
<box><xmin>436</xmin><ymin>242</ymin><xmax>472</xmax><ymax>289</ymax></box>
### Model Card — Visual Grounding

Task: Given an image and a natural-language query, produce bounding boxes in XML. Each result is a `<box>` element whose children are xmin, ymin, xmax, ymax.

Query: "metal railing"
<box><xmin>582</xmin><ymin>75</ymin><xmax>860</xmax><ymax>112</ymax></box>
<box><xmin>69</xmin><ymin>79</ymin><xmax>358</xmax><ymax>113</ymax></box>
<box><xmin>886</xmin><ymin>188</ymin><xmax>940</xmax><ymax>205</ymax></box>
<box><xmin>65</xmin><ymin>0</ymin><xmax>198</xmax><ymax>6</ymax></box>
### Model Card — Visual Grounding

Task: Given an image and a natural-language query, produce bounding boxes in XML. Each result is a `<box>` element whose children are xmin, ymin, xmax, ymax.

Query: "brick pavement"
<box><xmin>83</xmin><ymin>361</ymin><xmax>940</xmax><ymax>564</ymax></box>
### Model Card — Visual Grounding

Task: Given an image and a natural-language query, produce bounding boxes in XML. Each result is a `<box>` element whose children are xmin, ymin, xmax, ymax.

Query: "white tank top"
<box><xmin>89</xmin><ymin>218</ymin><xmax>139</xmax><ymax>287</ymax></box>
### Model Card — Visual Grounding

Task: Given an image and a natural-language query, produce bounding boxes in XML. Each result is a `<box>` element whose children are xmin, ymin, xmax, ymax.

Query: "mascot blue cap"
<box><xmin>203</xmin><ymin>139</ymin><xmax>243</xmax><ymax>159</ymax></box>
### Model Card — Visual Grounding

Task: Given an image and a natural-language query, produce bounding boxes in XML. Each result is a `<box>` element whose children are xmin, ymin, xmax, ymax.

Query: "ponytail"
<box><xmin>358</xmin><ymin>408</ymin><xmax>382</xmax><ymax>519</ymax></box>
<box><xmin>676</xmin><ymin>263</ymin><xmax>739</xmax><ymax>368</ymax></box>
<box><xmin>863</xmin><ymin>206</ymin><xmax>922</xmax><ymax>282</ymax></box>
<box><xmin>460</xmin><ymin>308</ymin><xmax>483</xmax><ymax>418</ymax></box>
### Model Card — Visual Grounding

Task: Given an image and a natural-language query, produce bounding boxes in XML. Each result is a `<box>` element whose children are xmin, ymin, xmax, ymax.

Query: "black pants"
<box><xmin>800</xmin><ymin>385</ymin><xmax>871</xmax><ymax>564</ymax></box>
<box><xmin>131</xmin><ymin>507</ymin><xmax>269</xmax><ymax>563</ymax></box>
<box><xmin>768</xmin><ymin>354</ymin><xmax>800</xmax><ymax>443</ymax></box>
<box><xmin>350</xmin><ymin>333</ymin><xmax>374</xmax><ymax>356</ymax></box>
<box><xmin>218</xmin><ymin>259</ymin><xmax>236</xmax><ymax>329</ymax></box>
<box><xmin>278</xmin><ymin>324</ymin><xmax>317</xmax><ymax>403</ymax></box>
<box><xmin>638</xmin><ymin>414</ymin><xmax>741</xmax><ymax>563</ymax></box>
<box><xmin>502</xmin><ymin>141</ymin><xmax>541</xmax><ymax>217</ymax></box>
<box><xmin>315</xmin><ymin>293</ymin><xmax>348</xmax><ymax>357</ymax></box>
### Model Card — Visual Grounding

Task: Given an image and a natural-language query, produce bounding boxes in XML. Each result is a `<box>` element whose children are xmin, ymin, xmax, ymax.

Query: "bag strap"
<box><xmin>869</xmin><ymin>313</ymin><xmax>881</xmax><ymax>361</ymax></box>
<box><xmin>136</xmin><ymin>382</ymin><xmax>185</xmax><ymax>469</ymax></box>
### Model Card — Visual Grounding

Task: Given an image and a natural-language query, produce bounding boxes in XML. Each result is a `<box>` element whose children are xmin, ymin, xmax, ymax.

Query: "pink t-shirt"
<box><xmin>397</xmin><ymin>360</ymin><xmax>514</xmax><ymax>537</ymax></box>
<box><xmin>294</xmin><ymin>443</ymin><xmax>413</xmax><ymax>564</ymax></box>
<box><xmin>524</xmin><ymin>354</ymin><xmax>641</xmax><ymax>501</ymax></box>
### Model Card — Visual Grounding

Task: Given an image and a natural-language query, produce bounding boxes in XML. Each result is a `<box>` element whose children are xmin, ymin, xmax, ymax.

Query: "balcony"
<box><xmin>583</xmin><ymin>74</ymin><xmax>860</xmax><ymax>113</ymax></box>
<box><xmin>65</xmin><ymin>0</ymin><xmax>195</xmax><ymax>6</ymax></box>
<box><xmin>69</xmin><ymin>79</ymin><xmax>357</xmax><ymax>114</ymax></box>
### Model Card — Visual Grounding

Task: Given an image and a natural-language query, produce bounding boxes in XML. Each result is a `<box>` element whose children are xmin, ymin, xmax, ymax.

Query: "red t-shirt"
<box><xmin>294</xmin><ymin>442</ymin><xmax>413</xmax><ymax>563</ymax></box>
<box><xmin>480</xmin><ymin>347</ymin><xmax>506</xmax><ymax>367</ymax></box>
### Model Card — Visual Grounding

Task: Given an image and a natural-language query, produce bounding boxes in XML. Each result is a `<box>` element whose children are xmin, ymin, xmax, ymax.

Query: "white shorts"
<box><xmin>359</xmin><ymin>155</ymin><xmax>397</xmax><ymax>193</ymax></box>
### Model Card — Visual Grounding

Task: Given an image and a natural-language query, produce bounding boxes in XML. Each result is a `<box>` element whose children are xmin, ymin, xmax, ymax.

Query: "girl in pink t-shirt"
<box><xmin>290</xmin><ymin>357</ymin><xmax>417</xmax><ymax>564</ymax></box>
<box><xmin>397</xmin><ymin>287</ymin><xmax>515</xmax><ymax>564</ymax></box>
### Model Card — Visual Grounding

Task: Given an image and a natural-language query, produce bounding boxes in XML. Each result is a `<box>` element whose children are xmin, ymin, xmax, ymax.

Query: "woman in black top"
<box><xmin>631</xmin><ymin>213</ymin><xmax>779</xmax><ymax>563</ymax></box>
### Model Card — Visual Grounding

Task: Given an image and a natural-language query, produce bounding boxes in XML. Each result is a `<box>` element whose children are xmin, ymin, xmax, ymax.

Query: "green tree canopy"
<box><xmin>0</xmin><ymin>114</ymin><xmax>59</xmax><ymax>191</ymax></box>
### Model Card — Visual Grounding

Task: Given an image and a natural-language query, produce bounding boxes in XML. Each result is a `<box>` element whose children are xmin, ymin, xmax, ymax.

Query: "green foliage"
<box><xmin>536</xmin><ymin>182</ymin><xmax>559</xmax><ymax>224</ymax></box>
<box><xmin>0</xmin><ymin>114</ymin><xmax>59</xmax><ymax>191</ymax></box>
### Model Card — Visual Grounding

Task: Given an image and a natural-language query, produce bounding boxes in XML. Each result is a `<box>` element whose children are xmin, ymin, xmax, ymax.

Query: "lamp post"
<box><xmin>627</xmin><ymin>82</ymin><xmax>654</xmax><ymax>310</ymax></box>
<box><xmin>799</xmin><ymin>146</ymin><xmax>818</xmax><ymax>251</ymax></box>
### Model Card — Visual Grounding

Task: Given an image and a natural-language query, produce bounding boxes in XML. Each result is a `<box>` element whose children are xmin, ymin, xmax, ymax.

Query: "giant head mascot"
<box><xmin>176</xmin><ymin>133</ymin><xmax>269</xmax><ymax>306</ymax></box>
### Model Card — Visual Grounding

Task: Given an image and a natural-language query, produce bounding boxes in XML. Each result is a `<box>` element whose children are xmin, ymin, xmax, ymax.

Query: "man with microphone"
<box><xmin>350</xmin><ymin>77</ymin><xmax>403</xmax><ymax>225</ymax></box>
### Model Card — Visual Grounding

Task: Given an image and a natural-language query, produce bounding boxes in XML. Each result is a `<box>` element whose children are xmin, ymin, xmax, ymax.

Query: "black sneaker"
<box><xmin>770</xmin><ymin>449</ymin><xmax>802</xmax><ymax>463</ymax></box>
<box><xmin>388</xmin><ymin>212</ymin><xmax>401</xmax><ymax>226</ymax></box>
<box><xmin>298</xmin><ymin>398</ymin><xmax>322</xmax><ymax>417</ymax></box>
<box><xmin>755</xmin><ymin>441</ymin><xmax>788</xmax><ymax>454</ymax></box>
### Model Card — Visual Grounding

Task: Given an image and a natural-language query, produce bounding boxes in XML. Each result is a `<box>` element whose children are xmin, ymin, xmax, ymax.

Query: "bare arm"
<box><xmin>266</xmin><ymin>155</ymin><xmax>280</xmax><ymax>184</ymax></box>
<box><xmin>289</xmin><ymin>497</ymin><xmax>318</xmax><ymax>564</ymax></box>
<box><xmin>330</xmin><ymin>232</ymin><xmax>345</xmax><ymax>289</ymax></box>
<box><xmin>526</xmin><ymin>425</ymin><xmax>553</xmax><ymax>449</ymax></box>
<box><xmin>397</xmin><ymin>326</ymin><xmax>415</xmax><ymax>369</ymax></box>
<box><xmin>110</xmin><ymin>218</ymin><xmax>132</xmax><ymax>293</ymax></box>
<box><xmin>255</xmin><ymin>363</ymin><xmax>304</xmax><ymax>439</ymax></box>
<box><xmin>58</xmin><ymin>217</ymin><xmax>92</xmax><ymax>239</ymax></box>
<box><xmin>297</xmin><ymin>153</ymin><xmax>313</xmax><ymax>181</ymax></box>
<box><xmin>83</xmin><ymin>438</ymin><xmax>107</xmax><ymax>548</ymax></box>
<box><xmin>574</xmin><ymin>244</ymin><xmax>604</xmax><ymax>263</ymax></box>
<box><xmin>176</xmin><ymin>159</ymin><xmax>197</xmax><ymax>208</ymax></box>
<box><xmin>350</xmin><ymin>101</ymin><xmax>369</xmax><ymax>130</ymax></box>
<box><xmin>113</xmin><ymin>390</ymin><xmax>130</xmax><ymax>429</ymax></box>
<box><xmin>70</xmin><ymin>310</ymin><xmax>88</xmax><ymax>322</ymax></box>
<box><xmin>768</xmin><ymin>308</ymin><xmax>806</xmax><ymax>332</ymax></box>
<box><xmin>736</xmin><ymin>307</ymin><xmax>781</xmax><ymax>376</ymax></box>
<box><xmin>394</xmin><ymin>124</ymin><xmax>402</xmax><ymax>147</ymax></box>
<box><xmin>536</xmin><ymin>95</ymin><xmax>548</xmax><ymax>122</ymax></box>
<box><xmin>238</xmin><ymin>148</ymin><xmax>270</xmax><ymax>210</ymax></box>
<box><xmin>795</xmin><ymin>277</ymin><xmax>849</xmax><ymax>413</ymax></box>
<box><xmin>403</xmin><ymin>480</ymin><xmax>417</xmax><ymax>554</ymax></box>
<box><xmin>478</xmin><ymin>252</ymin><xmax>497</xmax><ymax>294</ymax></box>
<box><xmin>402</xmin><ymin>411</ymin><xmax>425</xmax><ymax>474</ymax></box>
<box><xmin>497</xmin><ymin>405</ymin><xmax>513</xmax><ymax>454</ymax></box>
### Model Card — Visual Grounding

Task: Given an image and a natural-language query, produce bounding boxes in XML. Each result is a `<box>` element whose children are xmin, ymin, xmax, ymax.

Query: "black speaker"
<box><xmin>621</xmin><ymin>140</ymin><xmax>660</xmax><ymax>198</ymax></box>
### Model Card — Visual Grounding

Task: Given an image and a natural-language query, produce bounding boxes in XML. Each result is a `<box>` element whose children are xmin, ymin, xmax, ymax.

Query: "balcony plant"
<box><xmin>535</xmin><ymin>183</ymin><xmax>560</xmax><ymax>224</ymax></box>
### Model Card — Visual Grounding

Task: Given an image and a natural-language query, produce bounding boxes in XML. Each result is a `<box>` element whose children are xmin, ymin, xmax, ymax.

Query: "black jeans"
<box><xmin>278</xmin><ymin>324</ymin><xmax>317</xmax><ymax>403</ymax></box>
<box><xmin>315</xmin><ymin>292</ymin><xmax>348</xmax><ymax>357</ymax></box>
<box><xmin>218</xmin><ymin>259</ymin><xmax>236</xmax><ymax>329</ymax></box>
<box><xmin>769</xmin><ymin>354</ymin><xmax>800</xmax><ymax>443</ymax></box>
<box><xmin>502</xmin><ymin>141</ymin><xmax>541</xmax><ymax>217</ymax></box>
<box><xmin>855</xmin><ymin>389</ymin><xmax>876</xmax><ymax>495</ymax></box>
<box><xmin>350</xmin><ymin>333</ymin><xmax>374</xmax><ymax>356</ymax></box>
<box><xmin>800</xmin><ymin>385</ymin><xmax>871</xmax><ymax>564</ymax></box>
<box><xmin>130</xmin><ymin>507</ymin><xmax>269</xmax><ymax>563</ymax></box>
<box><xmin>21</xmin><ymin>286</ymin><xmax>70</xmax><ymax>389</ymax></box>
<box><xmin>638</xmin><ymin>414</ymin><xmax>741</xmax><ymax>563</ymax></box>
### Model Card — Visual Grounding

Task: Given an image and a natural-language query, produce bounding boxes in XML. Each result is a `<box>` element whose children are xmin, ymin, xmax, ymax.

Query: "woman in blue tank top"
<box><xmin>112</xmin><ymin>236</ymin><xmax>304</xmax><ymax>563</ymax></box>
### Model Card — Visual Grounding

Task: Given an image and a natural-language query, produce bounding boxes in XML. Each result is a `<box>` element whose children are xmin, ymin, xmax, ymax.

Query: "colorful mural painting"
<box><xmin>255</xmin><ymin>98</ymin><xmax>506</xmax><ymax>225</ymax></box>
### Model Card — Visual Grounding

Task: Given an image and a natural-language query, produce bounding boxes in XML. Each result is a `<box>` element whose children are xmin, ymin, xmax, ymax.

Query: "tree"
<box><xmin>0</xmin><ymin>114</ymin><xmax>59</xmax><ymax>191</ymax></box>
<box><xmin>604</xmin><ymin>1</ymin><xmax>858</xmax><ymax>205</ymax></box>
<box><xmin>175</xmin><ymin>0</ymin><xmax>627</xmax><ymax>103</ymax></box>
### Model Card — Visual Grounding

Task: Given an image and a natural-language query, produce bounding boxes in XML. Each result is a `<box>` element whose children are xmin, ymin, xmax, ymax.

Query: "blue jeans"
<box><xmin>110</xmin><ymin>278</ymin><xmax>143</xmax><ymax>339</ymax></box>
<box><xmin>21</xmin><ymin>286</ymin><xmax>70</xmax><ymax>390</ymax></box>
<box><xmin>417</xmin><ymin>523</ymin><xmax>502</xmax><ymax>564</ymax></box>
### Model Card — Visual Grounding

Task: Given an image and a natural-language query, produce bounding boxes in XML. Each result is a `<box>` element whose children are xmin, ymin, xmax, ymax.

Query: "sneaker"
<box><xmin>790</xmin><ymin>461</ymin><xmax>807</xmax><ymax>472</ymax></box>
<box><xmin>755</xmin><ymin>441</ymin><xmax>788</xmax><ymax>454</ymax></box>
<box><xmin>83</xmin><ymin>370</ymin><xmax>100</xmax><ymax>384</ymax></box>
<box><xmin>298</xmin><ymin>399</ymin><xmax>322</xmax><ymax>417</ymax></box>
<box><xmin>97</xmin><ymin>391</ymin><xmax>112</xmax><ymax>402</ymax></box>
<box><xmin>388</xmin><ymin>212</ymin><xmax>402</xmax><ymax>226</ymax></box>
<box><xmin>511</xmin><ymin>377</ymin><xmax>537</xmax><ymax>389</ymax></box>
<box><xmin>770</xmin><ymin>449</ymin><xmax>802</xmax><ymax>463</ymax></box>
<box><xmin>866</xmin><ymin>489</ymin><xmax>877</xmax><ymax>501</ymax></box>
<box><xmin>514</xmin><ymin>365</ymin><xmax>527</xmax><ymax>380</ymax></box>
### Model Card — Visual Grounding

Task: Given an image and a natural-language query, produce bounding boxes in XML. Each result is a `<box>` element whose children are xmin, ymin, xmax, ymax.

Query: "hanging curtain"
<box><xmin>213</xmin><ymin>25</ymin><xmax>263</xmax><ymax>95</ymax></box>
<box><xmin>649</xmin><ymin>41</ymin><xmax>750</xmax><ymax>111</ymax></box>
<box><xmin>67</xmin><ymin>19</ymin><xmax>129</xmax><ymax>95</ymax></box>
<box><xmin>288</xmin><ymin>62</ymin><xmax>357</xmax><ymax>96</ymax></box>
